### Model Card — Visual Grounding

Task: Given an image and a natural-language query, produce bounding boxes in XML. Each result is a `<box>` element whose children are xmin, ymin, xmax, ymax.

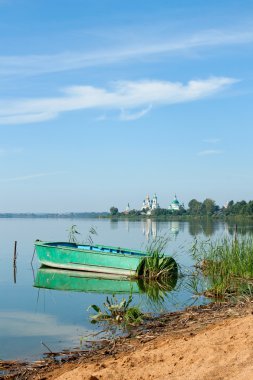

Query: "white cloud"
<box><xmin>198</xmin><ymin>149</ymin><xmax>223</xmax><ymax>156</ymax></box>
<box><xmin>0</xmin><ymin>28</ymin><xmax>252</xmax><ymax>76</ymax></box>
<box><xmin>0</xmin><ymin>77</ymin><xmax>238</xmax><ymax>125</ymax></box>
<box><xmin>0</xmin><ymin>172</ymin><xmax>65</xmax><ymax>182</ymax></box>
<box><xmin>0</xmin><ymin>112</ymin><xmax>58</xmax><ymax>125</ymax></box>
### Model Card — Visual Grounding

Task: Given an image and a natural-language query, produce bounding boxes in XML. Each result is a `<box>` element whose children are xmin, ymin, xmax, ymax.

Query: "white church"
<box><xmin>124</xmin><ymin>194</ymin><xmax>184</xmax><ymax>214</ymax></box>
<box><xmin>141</xmin><ymin>193</ymin><xmax>184</xmax><ymax>213</ymax></box>
<box><xmin>141</xmin><ymin>194</ymin><xmax>160</xmax><ymax>214</ymax></box>
<box><xmin>168</xmin><ymin>195</ymin><xmax>184</xmax><ymax>211</ymax></box>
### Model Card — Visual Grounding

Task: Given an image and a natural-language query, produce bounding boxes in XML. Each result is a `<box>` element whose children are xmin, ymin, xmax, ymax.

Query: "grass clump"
<box><xmin>192</xmin><ymin>236</ymin><xmax>253</xmax><ymax>299</ymax></box>
<box><xmin>137</xmin><ymin>236</ymin><xmax>178</xmax><ymax>280</ymax></box>
<box><xmin>88</xmin><ymin>294</ymin><xmax>144</xmax><ymax>326</ymax></box>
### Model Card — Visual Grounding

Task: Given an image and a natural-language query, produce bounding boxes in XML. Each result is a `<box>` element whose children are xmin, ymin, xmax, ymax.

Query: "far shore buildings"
<box><xmin>141</xmin><ymin>194</ymin><xmax>160</xmax><ymax>215</ymax></box>
<box><xmin>124</xmin><ymin>203</ymin><xmax>131</xmax><ymax>214</ymax></box>
<box><xmin>123</xmin><ymin>194</ymin><xmax>184</xmax><ymax>214</ymax></box>
<box><xmin>168</xmin><ymin>195</ymin><xmax>184</xmax><ymax>211</ymax></box>
<box><xmin>141</xmin><ymin>194</ymin><xmax>184</xmax><ymax>214</ymax></box>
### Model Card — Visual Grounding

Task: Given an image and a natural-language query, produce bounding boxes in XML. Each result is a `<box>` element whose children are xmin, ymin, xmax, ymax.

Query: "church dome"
<box><xmin>168</xmin><ymin>195</ymin><xmax>181</xmax><ymax>211</ymax></box>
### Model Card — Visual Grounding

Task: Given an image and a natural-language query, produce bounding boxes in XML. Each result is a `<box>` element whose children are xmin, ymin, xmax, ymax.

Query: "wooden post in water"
<box><xmin>13</xmin><ymin>241</ymin><xmax>17</xmax><ymax>284</ymax></box>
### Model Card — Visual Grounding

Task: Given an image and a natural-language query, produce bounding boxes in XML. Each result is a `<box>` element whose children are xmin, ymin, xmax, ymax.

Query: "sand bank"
<box><xmin>44</xmin><ymin>302</ymin><xmax>253</xmax><ymax>380</ymax></box>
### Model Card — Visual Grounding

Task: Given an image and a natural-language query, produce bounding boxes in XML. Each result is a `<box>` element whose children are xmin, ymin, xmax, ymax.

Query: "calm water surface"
<box><xmin>0</xmin><ymin>218</ymin><xmax>252</xmax><ymax>361</ymax></box>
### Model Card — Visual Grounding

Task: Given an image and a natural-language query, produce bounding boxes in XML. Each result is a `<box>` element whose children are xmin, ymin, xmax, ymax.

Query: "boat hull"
<box><xmin>35</xmin><ymin>241</ymin><xmax>146</xmax><ymax>276</ymax></box>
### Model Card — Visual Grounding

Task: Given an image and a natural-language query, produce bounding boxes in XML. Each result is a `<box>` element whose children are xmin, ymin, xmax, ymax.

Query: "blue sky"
<box><xmin>0</xmin><ymin>0</ymin><xmax>253</xmax><ymax>212</ymax></box>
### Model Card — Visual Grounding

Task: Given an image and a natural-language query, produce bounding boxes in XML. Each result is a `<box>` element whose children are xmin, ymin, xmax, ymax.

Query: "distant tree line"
<box><xmin>110</xmin><ymin>199</ymin><xmax>253</xmax><ymax>218</ymax></box>
<box><xmin>187</xmin><ymin>199</ymin><xmax>253</xmax><ymax>216</ymax></box>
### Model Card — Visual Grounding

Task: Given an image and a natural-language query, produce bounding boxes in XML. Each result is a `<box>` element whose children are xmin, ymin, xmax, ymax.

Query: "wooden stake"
<box><xmin>13</xmin><ymin>241</ymin><xmax>17</xmax><ymax>264</ymax></box>
<box><xmin>13</xmin><ymin>241</ymin><xmax>17</xmax><ymax>284</ymax></box>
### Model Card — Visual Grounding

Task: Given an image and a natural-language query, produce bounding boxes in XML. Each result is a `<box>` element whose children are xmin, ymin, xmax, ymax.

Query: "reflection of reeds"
<box><xmin>138</xmin><ymin>276</ymin><xmax>178</xmax><ymax>303</ymax></box>
<box><xmin>192</xmin><ymin>236</ymin><xmax>253</xmax><ymax>299</ymax></box>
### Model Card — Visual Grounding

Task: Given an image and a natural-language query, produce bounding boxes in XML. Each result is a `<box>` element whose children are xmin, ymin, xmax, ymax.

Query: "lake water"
<box><xmin>0</xmin><ymin>218</ymin><xmax>252</xmax><ymax>361</ymax></box>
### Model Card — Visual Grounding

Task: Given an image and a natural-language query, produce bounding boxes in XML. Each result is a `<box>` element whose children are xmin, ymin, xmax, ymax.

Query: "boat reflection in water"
<box><xmin>34</xmin><ymin>267</ymin><xmax>178</xmax><ymax>299</ymax></box>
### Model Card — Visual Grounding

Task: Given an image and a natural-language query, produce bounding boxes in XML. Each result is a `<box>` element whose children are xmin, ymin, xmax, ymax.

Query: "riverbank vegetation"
<box><xmin>192</xmin><ymin>236</ymin><xmax>253</xmax><ymax>299</ymax></box>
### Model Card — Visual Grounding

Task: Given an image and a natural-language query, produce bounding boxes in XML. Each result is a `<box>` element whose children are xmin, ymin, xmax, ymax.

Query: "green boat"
<box><xmin>34</xmin><ymin>267</ymin><xmax>140</xmax><ymax>293</ymax></box>
<box><xmin>35</xmin><ymin>241</ymin><xmax>150</xmax><ymax>276</ymax></box>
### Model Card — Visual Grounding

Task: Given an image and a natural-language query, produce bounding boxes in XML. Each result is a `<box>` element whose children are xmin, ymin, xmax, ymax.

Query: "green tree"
<box><xmin>224</xmin><ymin>200</ymin><xmax>234</xmax><ymax>215</ymax></box>
<box><xmin>246</xmin><ymin>201</ymin><xmax>253</xmax><ymax>215</ymax></box>
<box><xmin>201</xmin><ymin>198</ymin><xmax>216</xmax><ymax>215</ymax></box>
<box><xmin>110</xmin><ymin>206</ymin><xmax>119</xmax><ymax>216</ymax></box>
<box><xmin>233</xmin><ymin>201</ymin><xmax>247</xmax><ymax>215</ymax></box>
<box><xmin>188</xmin><ymin>199</ymin><xmax>202</xmax><ymax>215</ymax></box>
<box><xmin>152</xmin><ymin>208</ymin><xmax>170</xmax><ymax>216</ymax></box>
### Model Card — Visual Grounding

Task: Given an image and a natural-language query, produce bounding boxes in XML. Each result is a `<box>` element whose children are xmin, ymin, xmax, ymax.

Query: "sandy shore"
<box><xmin>43</xmin><ymin>302</ymin><xmax>253</xmax><ymax>380</ymax></box>
<box><xmin>2</xmin><ymin>302</ymin><xmax>253</xmax><ymax>379</ymax></box>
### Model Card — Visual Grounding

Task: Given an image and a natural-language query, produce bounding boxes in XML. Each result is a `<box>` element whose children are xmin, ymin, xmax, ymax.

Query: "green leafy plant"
<box><xmin>88</xmin><ymin>294</ymin><xmax>144</xmax><ymax>326</ymax></box>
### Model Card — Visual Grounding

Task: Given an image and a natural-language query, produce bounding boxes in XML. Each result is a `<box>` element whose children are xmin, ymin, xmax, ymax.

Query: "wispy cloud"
<box><xmin>0</xmin><ymin>171</ymin><xmax>65</xmax><ymax>182</ymax></box>
<box><xmin>198</xmin><ymin>149</ymin><xmax>223</xmax><ymax>156</ymax></box>
<box><xmin>0</xmin><ymin>77</ymin><xmax>238</xmax><ymax>125</ymax></box>
<box><xmin>0</xmin><ymin>28</ymin><xmax>252</xmax><ymax>76</ymax></box>
<box><xmin>120</xmin><ymin>105</ymin><xmax>152</xmax><ymax>121</ymax></box>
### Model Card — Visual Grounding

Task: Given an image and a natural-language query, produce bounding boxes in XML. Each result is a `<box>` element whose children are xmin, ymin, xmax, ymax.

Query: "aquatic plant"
<box><xmin>191</xmin><ymin>236</ymin><xmax>253</xmax><ymax>299</ymax></box>
<box><xmin>67</xmin><ymin>225</ymin><xmax>81</xmax><ymax>243</ymax></box>
<box><xmin>137</xmin><ymin>236</ymin><xmax>178</xmax><ymax>280</ymax></box>
<box><xmin>88</xmin><ymin>294</ymin><xmax>144</xmax><ymax>326</ymax></box>
<box><xmin>67</xmin><ymin>225</ymin><xmax>98</xmax><ymax>245</ymax></box>
<box><xmin>85</xmin><ymin>226</ymin><xmax>98</xmax><ymax>245</ymax></box>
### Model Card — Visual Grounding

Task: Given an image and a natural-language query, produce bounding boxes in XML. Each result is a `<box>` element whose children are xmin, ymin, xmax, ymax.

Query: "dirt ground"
<box><xmin>2</xmin><ymin>302</ymin><xmax>253</xmax><ymax>380</ymax></box>
<box><xmin>46</xmin><ymin>303</ymin><xmax>253</xmax><ymax>380</ymax></box>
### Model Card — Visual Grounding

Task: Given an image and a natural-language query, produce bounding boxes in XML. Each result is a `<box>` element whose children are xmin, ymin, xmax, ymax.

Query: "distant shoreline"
<box><xmin>0</xmin><ymin>213</ymin><xmax>253</xmax><ymax>221</ymax></box>
<box><xmin>0</xmin><ymin>212</ymin><xmax>108</xmax><ymax>218</ymax></box>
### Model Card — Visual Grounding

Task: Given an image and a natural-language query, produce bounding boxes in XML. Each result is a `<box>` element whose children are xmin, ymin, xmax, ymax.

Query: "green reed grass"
<box><xmin>137</xmin><ymin>236</ymin><xmax>178</xmax><ymax>280</ymax></box>
<box><xmin>192</xmin><ymin>236</ymin><xmax>253</xmax><ymax>298</ymax></box>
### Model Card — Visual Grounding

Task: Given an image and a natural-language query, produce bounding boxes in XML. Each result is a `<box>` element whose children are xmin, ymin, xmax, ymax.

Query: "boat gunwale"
<box><xmin>35</xmin><ymin>241</ymin><xmax>148</xmax><ymax>259</ymax></box>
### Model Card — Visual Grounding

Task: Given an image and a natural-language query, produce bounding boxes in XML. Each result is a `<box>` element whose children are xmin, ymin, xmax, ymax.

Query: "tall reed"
<box><xmin>192</xmin><ymin>236</ymin><xmax>253</xmax><ymax>298</ymax></box>
<box><xmin>137</xmin><ymin>236</ymin><xmax>178</xmax><ymax>280</ymax></box>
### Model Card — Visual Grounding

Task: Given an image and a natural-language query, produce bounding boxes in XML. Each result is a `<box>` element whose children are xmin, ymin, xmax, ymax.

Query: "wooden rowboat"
<box><xmin>35</xmin><ymin>241</ymin><xmax>150</xmax><ymax>276</ymax></box>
